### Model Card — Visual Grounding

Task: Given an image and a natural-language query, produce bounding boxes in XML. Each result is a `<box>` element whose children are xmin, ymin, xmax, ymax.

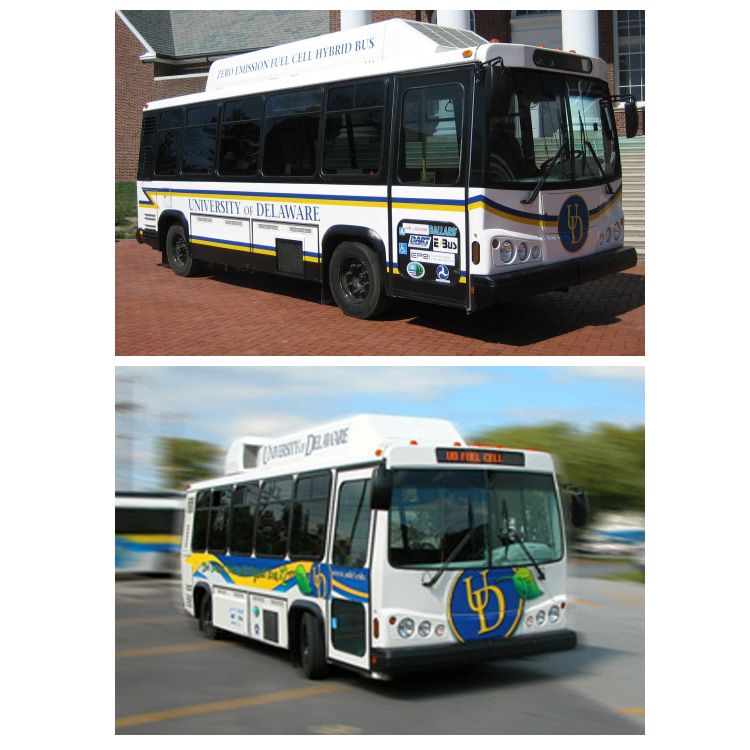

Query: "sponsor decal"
<box><xmin>432</xmin><ymin>235</ymin><xmax>459</xmax><ymax>253</ymax></box>
<box><xmin>407</xmin><ymin>261</ymin><xmax>426</xmax><ymax>279</ymax></box>
<box><xmin>558</xmin><ymin>195</ymin><xmax>589</xmax><ymax>252</ymax></box>
<box><xmin>402</xmin><ymin>222</ymin><xmax>430</xmax><ymax>236</ymax></box>
<box><xmin>410</xmin><ymin>250</ymin><xmax>455</xmax><ymax>266</ymax></box>
<box><xmin>408</xmin><ymin>234</ymin><xmax>432</xmax><ymax>249</ymax></box>
<box><xmin>436</xmin><ymin>265</ymin><xmax>451</xmax><ymax>282</ymax></box>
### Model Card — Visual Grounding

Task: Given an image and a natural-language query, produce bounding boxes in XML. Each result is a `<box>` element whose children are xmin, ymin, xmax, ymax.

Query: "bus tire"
<box><xmin>300</xmin><ymin>613</ymin><xmax>328</xmax><ymax>679</ymax></box>
<box><xmin>165</xmin><ymin>223</ymin><xmax>202</xmax><ymax>277</ymax></box>
<box><xmin>198</xmin><ymin>593</ymin><xmax>221</xmax><ymax>640</ymax></box>
<box><xmin>329</xmin><ymin>241</ymin><xmax>389</xmax><ymax>319</ymax></box>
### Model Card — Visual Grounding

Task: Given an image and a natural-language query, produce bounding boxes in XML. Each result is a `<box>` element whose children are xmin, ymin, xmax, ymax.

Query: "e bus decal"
<box><xmin>448</xmin><ymin>567</ymin><xmax>543</xmax><ymax>642</ymax></box>
<box><xmin>558</xmin><ymin>195</ymin><xmax>589</xmax><ymax>252</ymax></box>
<box><xmin>397</xmin><ymin>219</ymin><xmax>460</xmax><ymax>284</ymax></box>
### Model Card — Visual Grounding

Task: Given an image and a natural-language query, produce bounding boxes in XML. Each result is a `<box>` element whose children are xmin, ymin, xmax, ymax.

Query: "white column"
<box><xmin>340</xmin><ymin>10</ymin><xmax>371</xmax><ymax>30</ymax></box>
<box><xmin>561</xmin><ymin>10</ymin><xmax>599</xmax><ymax>57</ymax></box>
<box><xmin>436</xmin><ymin>10</ymin><xmax>472</xmax><ymax>30</ymax></box>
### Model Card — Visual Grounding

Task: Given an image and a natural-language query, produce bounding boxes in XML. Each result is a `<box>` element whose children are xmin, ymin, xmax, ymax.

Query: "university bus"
<box><xmin>136</xmin><ymin>20</ymin><xmax>638</xmax><ymax>319</ymax></box>
<box><xmin>180</xmin><ymin>414</ymin><xmax>589</xmax><ymax>679</ymax></box>
<box><xmin>115</xmin><ymin>491</ymin><xmax>184</xmax><ymax>575</ymax></box>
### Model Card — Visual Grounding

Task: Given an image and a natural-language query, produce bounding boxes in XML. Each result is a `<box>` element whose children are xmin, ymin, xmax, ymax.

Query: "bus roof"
<box><xmin>144</xmin><ymin>19</ymin><xmax>607</xmax><ymax>112</ymax></box>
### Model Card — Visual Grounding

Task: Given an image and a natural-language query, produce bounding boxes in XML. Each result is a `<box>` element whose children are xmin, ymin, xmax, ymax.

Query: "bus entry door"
<box><xmin>389</xmin><ymin>70</ymin><xmax>472</xmax><ymax>309</ymax></box>
<box><xmin>325</xmin><ymin>468</ymin><xmax>374</xmax><ymax>672</ymax></box>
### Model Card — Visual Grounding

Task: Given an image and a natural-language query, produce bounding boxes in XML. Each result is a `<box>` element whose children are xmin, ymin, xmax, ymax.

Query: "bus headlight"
<box><xmin>525</xmin><ymin>614</ymin><xmax>535</xmax><ymax>628</ymax></box>
<box><xmin>535</xmin><ymin>610</ymin><xmax>547</xmax><ymax>627</ymax></box>
<box><xmin>397</xmin><ymin>618</ymin><xmax>415</xmax><ymax>638</ymax></box>
<box><xmin>531</xmin><ymin>244</ymin><xmax>541</xmax><ymax>260</ymax></box>
<box><xmin>517</xmin><ymin>242</ymin><xmax>530</xmax><ymax>262</ymax></box>
<box><xmin>500</xmin><ymin>240</ymin><xmax>514</xmax><ymax>263</ymax></box>
<box><xmin>418</xmin><ymin>621</ymin><xmax>432</xmax><ymax>638</ymax></box>
<box><xmin>548</xmin><ymin>605</ymin><xmax>561</xmax><ymax>624</ymax></box>
<box><xmin>613</xmin><ymin>222</ymin><xmax>621</xmax><ymax>241</ymax></box>
<box><xmin>434</xmin><ymin>624</ymin><xmax>446</xmax><ymax>637</ymax></box>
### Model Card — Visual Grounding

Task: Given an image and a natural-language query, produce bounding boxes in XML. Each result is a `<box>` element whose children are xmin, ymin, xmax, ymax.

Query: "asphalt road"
<box><xmin>115</xmin><ymin>573</ymin><xmax>644</xmax><ymax>734</ymax></box>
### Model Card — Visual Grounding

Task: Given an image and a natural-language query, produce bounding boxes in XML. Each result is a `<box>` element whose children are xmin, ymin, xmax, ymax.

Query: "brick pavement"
<box><xmin>116</xmin><ymin>240</ymin><xmax>644</xmax><ymax>356</ymax></box>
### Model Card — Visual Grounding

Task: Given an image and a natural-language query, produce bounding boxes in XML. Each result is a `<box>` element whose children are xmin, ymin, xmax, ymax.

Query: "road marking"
<box><xmin>609</xmin><ymin>592</ymin><xmax>645</xmax><ymax>604</ymax></box>
<box><xmin>117</xmin><ymin>615</ymin><xmax>186</xmax><ymax>626</ymax></box>
<box><xmin>308</xmin><ymin>724</ymin><xmax>363</xmax><ymax>734</ymax></box>
<box><xmin>115</xmin><ymin>683</ymin><xmax>349</xmax><ymax>729</ymax></box>
<box><xmin>617</xmin><ymin>707</ymin><xmax>645</xmax><ymax>716</ymax></box>
<box><xmin>116</xmin><ymin>641</ymin><xmax>232</xmax><ymax>659</ymax></box>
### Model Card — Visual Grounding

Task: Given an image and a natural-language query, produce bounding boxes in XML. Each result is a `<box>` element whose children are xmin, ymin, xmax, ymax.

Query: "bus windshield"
<box><xmin>388</xmin><ymin>469</ymin><xmax>564</xmax><ymax>569</ymax></box>
<box><xmin>486</xmin><ymin>69</ymin><xmax>620</xmax><ymax>189</ymax></box>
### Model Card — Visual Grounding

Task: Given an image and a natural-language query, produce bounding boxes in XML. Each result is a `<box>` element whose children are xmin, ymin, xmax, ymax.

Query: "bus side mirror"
<box><xmin>624</xmin><ymin>100</ymin><xmax>639</xmax><ymax>138</ymax></box>
<box><xmin>570</xmin><ymin>490</ymin><xmax>590</xmax><ymax>528</ymax></box>
<box><xmin>371</xmin><ymin>466</ymin><xmax>393</xmax><ymax>510</ymax></box>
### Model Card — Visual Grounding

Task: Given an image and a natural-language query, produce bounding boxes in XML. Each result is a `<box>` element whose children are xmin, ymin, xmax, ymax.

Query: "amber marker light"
<box><xmin>373</xmin><ymin>618</ymin><xmax>380</xmax><ymax>639</ymax></box>
<box><xmin>472</xmin><ymin>241</ymin><xmax>481</xmax><ymax>264</ymax></box>
<box><xmin>375</xmin><ymin>449</ymin><xmax>383</xmax><ymax>456</ymax></box>
<box><xmin>462</xmin><ymin>49</ymin><xmax>473</xmax><ymax>58</ymax></box>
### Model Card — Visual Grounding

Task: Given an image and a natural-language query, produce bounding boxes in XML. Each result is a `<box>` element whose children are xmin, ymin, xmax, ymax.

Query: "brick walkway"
<box><xmin>116</xmin><ymin>240</ymin><xmax>644</xmax><ymax>356</ymax></box>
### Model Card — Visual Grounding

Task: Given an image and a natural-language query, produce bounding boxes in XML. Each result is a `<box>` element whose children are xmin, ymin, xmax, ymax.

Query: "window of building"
<box><xmin>616</xmin><ymin>10</ymin><xmax>645</xmax><ymax>103</ymax></box>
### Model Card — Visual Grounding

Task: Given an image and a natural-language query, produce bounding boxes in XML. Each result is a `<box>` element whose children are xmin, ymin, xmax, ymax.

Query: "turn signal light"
<box><xmin>471</xmin><ymin>241</ymin><xmax>481</xmax><ymax>264</ymax></box>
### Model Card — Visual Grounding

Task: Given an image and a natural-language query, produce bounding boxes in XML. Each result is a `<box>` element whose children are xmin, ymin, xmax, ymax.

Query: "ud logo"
<box><xmin>448</xmin><ymin>568</ymin><xmax>524</xmax><ymax>642</ymax></box>
<box><xmin>558</xmin><ymin>195</ymin><xmax>589</xmax><ymax>252</ymax></box>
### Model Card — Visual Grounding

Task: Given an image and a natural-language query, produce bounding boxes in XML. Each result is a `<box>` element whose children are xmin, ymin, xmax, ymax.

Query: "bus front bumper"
<box><xmin>370</xmin><ymin>628</ymin><xmax>577</xmax><ymax>675</ymax></box>
<box><xmin>470</xmin><ymin>246</ymin><xmax>637</xmax><ymax>310</ymax></box>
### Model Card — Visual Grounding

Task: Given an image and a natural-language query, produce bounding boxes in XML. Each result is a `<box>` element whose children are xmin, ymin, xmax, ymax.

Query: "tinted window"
<box><xmin>182</xmin><ymin>105</ymin><xmax>218</xmax><ymax>175</ymax></box>
<box><xmin>219</xmin><ymin>96</ymin><xmax>262</xmax><ymax>176</ymax></box>
<box><xmin>290</xmin><ymin>472</ymin><xmax>331</xmax><ymax>559</ymax></box>
<box><xmin>230</xmin><ymin>483</ymin><xmax>259</xmax><ymax>554</ymax></box>
<box><xmin>263</xmin><ymin>88</ymin><xmax>321</xmax><ymax>177</ymax></box>
<box><xmin>333</xmin><ymin>480</ymin><xmax>372</xmax><ymax>568</ymax></box>
<box><xmin>255</xmin><ymin>478</ymin><xmax>293</xmax><ymax>556</ymax></box>
<box><xmin>208</xmin><ymin>487</ymin><xmax>232</xmax><ymax>552</ymax></box>
<box><xmin>191</xmin><ymin>490</ymin><xmax>210</xmax><ymax>552</ymax></box>
<box><xmin>398</xmin><ymin>84</ymin><xmax>463</xmax><ymax>185</ymax></box>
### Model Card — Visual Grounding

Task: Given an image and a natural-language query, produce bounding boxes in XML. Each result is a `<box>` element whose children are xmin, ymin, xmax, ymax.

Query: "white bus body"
<box><xmin>180</xmin><ymin>414</ymin><xmax>580</xmax><ymax>679</ymax></box>
<box><xmin>136</xmin><ymin>20</ymin><xmax>638</xmax><ymax>319</ymax></box>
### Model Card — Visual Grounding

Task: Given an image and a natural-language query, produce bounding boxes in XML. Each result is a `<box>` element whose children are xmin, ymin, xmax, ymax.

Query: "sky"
<box><xmin>115</xmin><ymin>365</ymin><xmax>644</xmax><ymax>491</ymax></box>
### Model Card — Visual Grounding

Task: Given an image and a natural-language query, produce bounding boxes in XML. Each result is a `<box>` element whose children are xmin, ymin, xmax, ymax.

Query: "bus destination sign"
<box><xmin>435</xmin><ymin>448</ymin><xmax>526</xmax><ymax>466</ymax></box>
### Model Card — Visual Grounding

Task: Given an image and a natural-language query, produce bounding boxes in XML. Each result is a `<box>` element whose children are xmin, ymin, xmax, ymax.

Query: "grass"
<box><xmin>604</xmin><ymin>568</ymin><xmax>645</xmax><ymax>584</ymax></box>
<box><xmin>116</xmin><ymin>181</ymin><xmax>137</xmax><ymax>240</ymax></box>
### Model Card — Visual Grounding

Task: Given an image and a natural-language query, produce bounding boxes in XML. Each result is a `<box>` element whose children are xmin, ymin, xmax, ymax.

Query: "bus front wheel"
<box><xmin>165</xmin><ymin>224</ymin><xmax>202</xmax><ymax>277</ymax></box>
<box><xmin>198</xmin><ymin>593</ymin><xmax>221</xmax><ymax>640</ymax></box>
<box><xmin>329</xmin><ymin>242</ymin><xmax>390</xmax><ymax>319</ymax></box>
<box><xmin>300</xmin><ymin>613</ymin><xmax>328</xmax><ymax>679</ymax></box>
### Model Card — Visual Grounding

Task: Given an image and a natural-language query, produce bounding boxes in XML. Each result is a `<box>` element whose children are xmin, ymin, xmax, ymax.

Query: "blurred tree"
<box><xmin>157</xmin><ymin>437</ymin><xmax>221</xmax><ymax>490</ymax></box>
<box><xmin>470</xmin><ymin>422</ymin><xmax>644</xmax><ymax>518</ymax></box>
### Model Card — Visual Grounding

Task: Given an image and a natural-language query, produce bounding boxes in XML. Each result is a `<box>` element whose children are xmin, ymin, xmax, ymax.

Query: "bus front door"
<box><xmin>326</xmin><ymin>468</ymin><xmax>374</xmax><ymax>672</ymax></box>
<box><xmin>389</xmin><ymin>69</ymin><xmax>472</xmax><ymax>310</ymax></box>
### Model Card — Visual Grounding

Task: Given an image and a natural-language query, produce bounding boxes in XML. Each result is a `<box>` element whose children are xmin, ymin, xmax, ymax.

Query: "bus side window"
<box><xmin>191</xmin><ymin>490</ymin><xmax>211</xmax><ymax>552</ymax></box>
<box><xmin>289</xmin><ymin>472</ymin><xmax>331</xmax><ymax>559</ymax></box>
<box><xmin>182</xmin><ymin>104</ymin><xmax>219</xmax><ymax>176</ymax></box>
<box><xmin>154</xmin><ymin>108</ymin><xmax>184</xmax><ymax>177</ymax></box>
<box><xmin>255</xmin><ymin>477</ymin><xmax>293</xmax><ymax>557</ymax></box>
<box><xmin>332</xmin><ymin>480</ymin><xmax>372</xmax><ymax>568</ymax></box>
<box><xmin>230</xmin><ymin>482</ymin><xmax>259</xmax><ymax>555</ymax></box>
<box><xmin>208</xmin><ymin>487</ymin><xmax>232</xmax><ymax>554</ymax></box>
<box><xmin>219</xmin><ymin>96</ymin><xmax>263</xmax><ymax>177</ymax></box>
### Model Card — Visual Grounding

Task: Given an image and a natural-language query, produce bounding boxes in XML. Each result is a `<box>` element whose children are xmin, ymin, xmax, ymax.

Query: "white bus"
<box><xmin>115</xmin><ymin>492</ymin><xmax>184</xmax><ymax>575</ymax></box>
<box><xmin>136</xmin><ymin>20</ymin><xmax>638</xmax><ymax>319</ymax></box>
<box><xmin>180</xmin><ymin>414</ymin><xmax>589</xmax><ymax>679</ymax></box>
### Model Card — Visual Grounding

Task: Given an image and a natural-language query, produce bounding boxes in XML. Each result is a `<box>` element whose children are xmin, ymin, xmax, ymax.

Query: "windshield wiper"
<box><xmin>497</xmin><ymin>498</ymin><xmax>545</xmax><ymax>580</ymax></box>
<box><xmin>521</xmin><ymin>140</ymin><xmax>569</xmax><ymax>205</ymax></box>
<box><xmin>578</xmin><ymin>111</ymin><xmax>612</xmax><ymax>194</ymax></box>
<box><xmin>421</xmin><ymin>528</ymin><xmax>475</xmax><ymax>587</ymax></box>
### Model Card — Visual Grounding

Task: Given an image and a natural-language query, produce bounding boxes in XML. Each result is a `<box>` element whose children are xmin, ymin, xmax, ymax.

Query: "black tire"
<box><xmin>165</xmin><ymin>223</ymin><xmax>202</xmax><ymax>277</ymax></box>
<box><xmin>198</xmin><ymin>593</ymin><xmax>221</xmax><ymax>640</ymax></box>
<box><xmin>329</xmin><ymin>241</ymin><xmax>390</xmax><ymax>319</ymax></box>
<box><xmin>300</xmin><ymin>613</ymin><xmax>328</xmax><ymax>679</ymax></box>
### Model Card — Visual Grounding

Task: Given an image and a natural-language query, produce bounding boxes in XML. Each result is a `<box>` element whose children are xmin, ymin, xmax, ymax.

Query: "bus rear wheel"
<box><xmin>165</xmin><ymin>224</ymin><xmax>202</xmax><ymax>277</ymax></box>
<box><xmin>329</xmin><ymin>242</ymin><xmax>390</xmax><ymax>319</ymax></box>
<box><xmin>300</xmin><ymin>613</ymin><xmax>328</xmax><ymax>679</ymax></box>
